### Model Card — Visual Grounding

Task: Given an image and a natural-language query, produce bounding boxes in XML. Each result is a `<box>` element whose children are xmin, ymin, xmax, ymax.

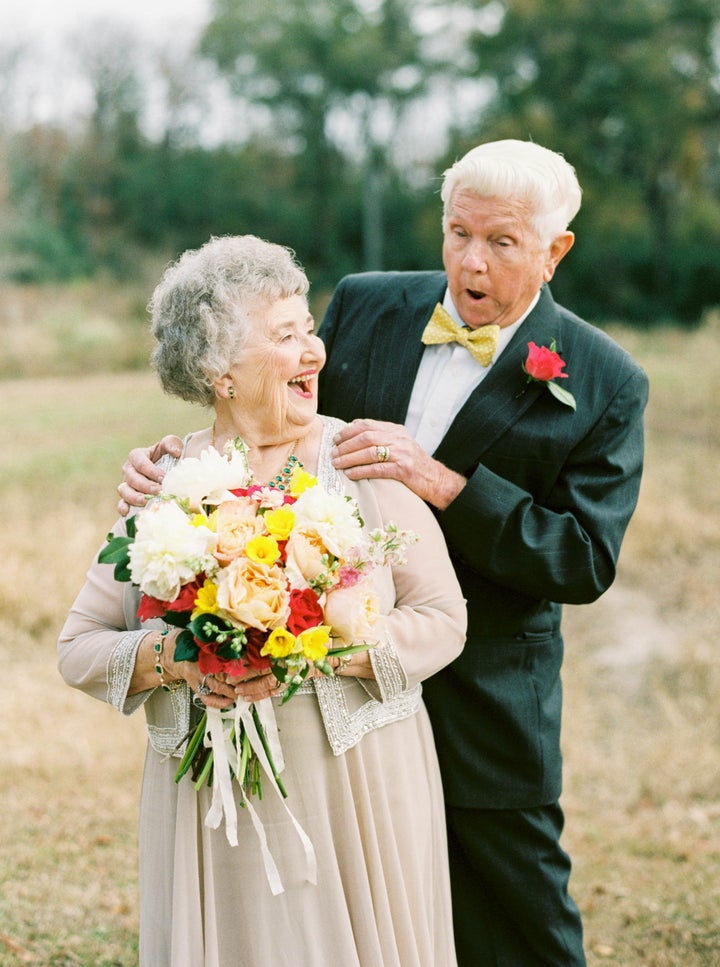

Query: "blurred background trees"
<box><xmin>1</xmin><ymin>0</ymin><xmax>719</xmax><ymax>323</ymax></box>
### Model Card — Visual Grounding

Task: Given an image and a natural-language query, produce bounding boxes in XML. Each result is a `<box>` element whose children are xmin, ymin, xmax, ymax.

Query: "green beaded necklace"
<box><xmin>268</xmin><ymin>451</ymin><xmax>303</xmax><ymax>491</ymax></box>
<box><xmin>212</xmin><ymin>427</ymin><xmax>303</xmax><ymax>491</ymax></box>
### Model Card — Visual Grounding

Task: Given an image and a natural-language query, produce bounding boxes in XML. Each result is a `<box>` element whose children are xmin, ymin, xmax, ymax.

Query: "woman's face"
<box><xmin>224</xmin><ymin>294</ymin><xmax>326</xmax><ymax>435</ymax></box>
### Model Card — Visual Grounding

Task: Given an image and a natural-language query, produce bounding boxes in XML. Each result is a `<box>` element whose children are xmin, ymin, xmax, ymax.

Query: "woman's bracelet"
<box><xmin>154</xmin><ymin>629</ymin><xmax>172</xmax><ymax>691</ymax></box>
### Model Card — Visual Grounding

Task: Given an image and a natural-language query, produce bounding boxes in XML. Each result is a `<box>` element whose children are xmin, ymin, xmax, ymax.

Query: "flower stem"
<box><xmin>193</xmin><ymin>748</ymin><xmax>215</xmax><ymax>791</ymax></box>
<box><xmin>174</xmin><ymin>713</ymin><xmax>207</xmax><ymax>784</ymax></box>
<box><xmin>251</xmin><ymin>704</ymin><xmax>287</xmax><ymax>798</ymax></box>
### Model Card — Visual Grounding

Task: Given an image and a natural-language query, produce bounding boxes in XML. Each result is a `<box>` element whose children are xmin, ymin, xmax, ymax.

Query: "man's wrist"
<box><xmin>433</xmin><ymin>467</ymin><xmax>467</xmax><ymax>511</ymax></box>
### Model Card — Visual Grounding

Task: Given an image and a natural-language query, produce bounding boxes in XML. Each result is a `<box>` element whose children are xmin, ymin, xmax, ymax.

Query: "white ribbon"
<box><xmin>203</xmin><ymin>706</ymin><xmax>238</xmax><ymax>846</ymax></box>
<box><xmin>202</xmin><ymin>698</ymin><xmax>317</xmax><ymax>895</ymax></box>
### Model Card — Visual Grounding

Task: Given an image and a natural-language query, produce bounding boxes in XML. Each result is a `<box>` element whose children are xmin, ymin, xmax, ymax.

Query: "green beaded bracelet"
<box><xmin>154</xmin><ymin>629</ymin><xmax>171</xmax><ymax>691</ymax></box>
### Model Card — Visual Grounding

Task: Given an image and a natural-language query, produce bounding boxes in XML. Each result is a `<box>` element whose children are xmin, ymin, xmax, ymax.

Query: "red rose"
<box><xmin>168</xmin><ymin>579</ymin><xmax>203</xmax><ymax>612</ymax></box>
<box><xmin>137</xmin><ymin>580</ymin><xmax>202</xmax><ymax>621</ymax></box>
<box><xmin>196</xmin><ymin>640</ymin><xmax>249</xmax><ymax>677</ymax></box>
<box><xmin>524</xmin><ymin>341</ymin><xmax>568</xmax><ymax>382</ymax></box>
<box><xmin>286</xmin><ymin>587</ymin><xmax>324</xmax><ymax>635</ymax></box>
<box><xmin>244</xmin><ymin>628</ymin><xmax>272</xmax><ymax>671</ymax></box>
<box><xmin>137</xmin><ymin>594</ymin><xmax>167</xmax><ymax>621</ymax></box>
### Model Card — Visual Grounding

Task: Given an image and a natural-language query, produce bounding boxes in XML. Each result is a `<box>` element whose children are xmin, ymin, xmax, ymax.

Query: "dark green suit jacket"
<box><xmin>319</xmin><ymin>271</ymin><xmax>649</xmax><ymax>809</ymax></box>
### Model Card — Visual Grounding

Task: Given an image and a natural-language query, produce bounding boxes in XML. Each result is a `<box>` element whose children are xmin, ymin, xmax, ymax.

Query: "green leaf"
<box><xmin>98</xmin><ymin>535</ymin><xmax>132</xmax><ymax>565</ymax></box>
<box><xmin>547</xmin><ymin>381</ymin><xmax>577</xmax><ymax>410</ymax></box>
<box><xmin>173</xmin><ymin>629</ymin><xmax>199</xmax><ymax>662</ymax></box>
<box><xmin>164</xmin><ymin>611</ymin><xmax>191</xmax><ymax>628</ymax></box>
<box><xmin>98</xmin><ymin>517</ymin><xmax>137</xmax><ymax>583</ymax></box>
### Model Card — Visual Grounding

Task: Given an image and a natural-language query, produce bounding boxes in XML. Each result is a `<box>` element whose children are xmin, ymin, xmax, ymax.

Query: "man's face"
<box><xmin>442</xmin><ymin>190</ymin><xmax>572</xmax><ymax>330</ymax></box>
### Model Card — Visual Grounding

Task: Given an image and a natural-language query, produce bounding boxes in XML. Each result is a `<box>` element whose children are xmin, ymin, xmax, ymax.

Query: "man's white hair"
<box><xmin>441</xmin><ymin>139</ymin><xmax>582</xmax><ymax>246</ymax></box>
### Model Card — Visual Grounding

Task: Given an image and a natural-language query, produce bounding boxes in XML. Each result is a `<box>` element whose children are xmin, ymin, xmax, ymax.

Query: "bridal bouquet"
<box><xmin>100</xmin><ymin>438</ymin><xmax>416</xmax><ymax>827</ymax></box>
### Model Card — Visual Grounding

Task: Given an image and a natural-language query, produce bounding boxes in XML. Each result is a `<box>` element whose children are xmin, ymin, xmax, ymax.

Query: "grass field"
<box><xmin>1</xmin><ymin>302</ymin><xmax>718</xmax><ymax>965</ymax></box>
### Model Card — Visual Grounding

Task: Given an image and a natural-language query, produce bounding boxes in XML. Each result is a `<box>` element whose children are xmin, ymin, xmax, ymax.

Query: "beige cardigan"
<box><xmin>58</xmin><ymin>417</ymin><xmax>467</xmax><ymax>756</ymax></box>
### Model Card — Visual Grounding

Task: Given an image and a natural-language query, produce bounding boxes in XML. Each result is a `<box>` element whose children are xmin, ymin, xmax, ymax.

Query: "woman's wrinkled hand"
<box><xmin>230</xmin><ymin>668</ymin><xmax>286</xmax><ymax>704</ymax></box>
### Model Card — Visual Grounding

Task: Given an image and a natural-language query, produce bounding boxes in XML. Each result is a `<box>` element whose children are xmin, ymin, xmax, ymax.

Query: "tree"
<box><xmin>199</xmin><ymin>0</ymin><xmax>431</xmax><ymax>279</ymax></box>
<box><xmin>457</xmin><ymin>0</ymin><xmax>720</xmax><ymax>321</ymax></box>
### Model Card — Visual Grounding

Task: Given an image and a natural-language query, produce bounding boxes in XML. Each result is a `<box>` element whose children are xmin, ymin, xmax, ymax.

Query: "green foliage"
<box><xmin>98</xmin><ymin>518</ymin><xmax>136</xmax><ymax>582</ymax></box>
<box><xmin>200</xmin><ymin>0</ymin><xmax>430</xmax><ymax>278</ymax></box>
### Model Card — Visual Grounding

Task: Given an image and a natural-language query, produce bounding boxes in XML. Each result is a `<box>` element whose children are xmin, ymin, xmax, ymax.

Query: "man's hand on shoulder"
<box><xmin>330</xmin><ymin>419</ymin><xmax>466</xmax><ymax>511</ymax></box>
<box><xmin>117</xmin><ymin>434</ymin><xmax>183</xmax><ymax>516</ymax></box>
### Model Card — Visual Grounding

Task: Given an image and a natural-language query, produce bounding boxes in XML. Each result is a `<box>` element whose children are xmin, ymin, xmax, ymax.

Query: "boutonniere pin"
<box><xmin>521</xmin><ymin>340</ymin><xmax>576</xmax><ymax>410</ymax></box>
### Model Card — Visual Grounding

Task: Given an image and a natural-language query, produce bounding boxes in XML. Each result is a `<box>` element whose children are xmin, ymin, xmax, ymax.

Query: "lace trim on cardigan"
<box><xmin>107</xmin><ymin>630</ymin><xmax>148</xmax><ymax>714</ymax></box>
<box><xmin>368</xmin><ymin>635</ymin><xmax>407</xmax><ymax>700</ymax></box>
<box><xmin>314</xmin><ymin>676</ymin><xmax>421</xmax><ymax>755</ymax></box>
<box><xmin>146</xmin><ymin>684</ymin><xmax>192</xmax><ymax>758</ymax></box>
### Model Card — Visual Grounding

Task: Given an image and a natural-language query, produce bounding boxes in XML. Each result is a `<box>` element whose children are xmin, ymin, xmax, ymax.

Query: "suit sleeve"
<box><xmin>440</xmin><ymin>367</ymin><xmax>649</xmax><ymax>604</ymax></box>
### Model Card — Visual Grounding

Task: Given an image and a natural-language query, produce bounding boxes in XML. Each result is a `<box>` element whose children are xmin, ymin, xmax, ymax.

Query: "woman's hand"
<box><xmin>225</xmin><ymin>651</ymin><xmax>378</xmax><ymax>704</ymax></box>
<box><xmin>228</xmin><ymin>668</ymin><xmax>285</xmax><ymax>704</ymax></box>
<box><xmin>329</xmin><ymin>650</ymin><xmax>375</xmax><ymax>680</ymax></box>
<box><xmin>184</xmin><ymin>669</ymin><xmax>240</xmax><ymax>709</ymax></box>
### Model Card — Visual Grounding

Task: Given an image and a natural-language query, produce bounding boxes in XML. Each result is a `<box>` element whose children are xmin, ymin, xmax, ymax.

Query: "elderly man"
<box><xmin>120</xmin><ymin>140</ymin><xmax>648</xmax><ymax>966</ymax></box>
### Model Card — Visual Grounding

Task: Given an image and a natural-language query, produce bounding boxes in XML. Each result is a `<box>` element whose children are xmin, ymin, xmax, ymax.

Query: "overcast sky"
<box><xmin>0</xmin><ymin>0</ymin><xmax>210</xmax><ymax>41</ymax></box>
<box><xmin>0</xmin><ymin>0</ymin><xmax>229</xmax><ymax>136</ymax></box>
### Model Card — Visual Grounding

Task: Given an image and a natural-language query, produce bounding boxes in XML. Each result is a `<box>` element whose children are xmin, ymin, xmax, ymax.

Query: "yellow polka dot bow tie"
<box><xmin>421</xmin><ymin>303</ymin><xmax>501</xmax><ymax>367</ymax></box>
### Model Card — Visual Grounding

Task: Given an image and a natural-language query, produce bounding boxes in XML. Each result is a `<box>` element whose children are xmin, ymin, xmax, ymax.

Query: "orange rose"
<box><xmin>284</xmin><ymin>528</ymin><xmax>332</xmax><ymax>588</ymax></box>
<box><xmin>216</xmin><ymin>557</ymin><xmax>290</xmax><ymax>631</ymax></box>
<box><xmin>215</xmin><ymin>499</ymin><xmax>267</xmax><ymax>564</ymax></box>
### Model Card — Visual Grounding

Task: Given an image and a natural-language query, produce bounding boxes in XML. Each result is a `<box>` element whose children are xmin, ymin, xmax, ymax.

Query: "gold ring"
<box><xmin>376</xmin><ymin>445</ymin><xmax>390</xmax><ymax>463</ymax></box>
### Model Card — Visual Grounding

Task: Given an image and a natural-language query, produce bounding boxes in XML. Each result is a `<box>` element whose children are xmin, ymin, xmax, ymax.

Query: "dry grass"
<box><xmin>1</xmin><ymin>304</ymin><xmax>719</xmax><ymax>965</ymax></box>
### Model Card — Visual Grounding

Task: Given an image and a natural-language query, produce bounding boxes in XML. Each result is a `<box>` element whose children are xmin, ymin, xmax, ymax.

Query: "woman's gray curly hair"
<box><xmin>150</xmin><ymin>235</ymin><xmax>310</xmax><ymax>406</ymax></box>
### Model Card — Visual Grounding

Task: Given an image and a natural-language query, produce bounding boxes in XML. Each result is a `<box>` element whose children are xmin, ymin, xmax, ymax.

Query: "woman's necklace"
<box><xmin>211</xmin><ymin>425</ymin><xmax>303</xmax><ymax>491</ymax></box>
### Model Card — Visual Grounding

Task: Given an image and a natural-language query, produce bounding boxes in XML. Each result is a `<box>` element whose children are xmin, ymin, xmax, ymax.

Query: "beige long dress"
<box><xmin>59</xmin><ymin>417</ymin><xmax>466</xmax><ymax>967</ymax></box>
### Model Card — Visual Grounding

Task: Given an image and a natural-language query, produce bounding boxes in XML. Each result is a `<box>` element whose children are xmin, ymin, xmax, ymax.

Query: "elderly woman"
<box><xmin>58</xmin><ymin>235</ymin><xmax>466</xmax><ymax>967</ymax></box>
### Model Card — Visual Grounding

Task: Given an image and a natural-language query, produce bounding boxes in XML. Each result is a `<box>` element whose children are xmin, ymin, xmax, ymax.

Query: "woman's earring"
<box><xmin>228</xmin><ymin>386</ymin><xmax>235</xmax><ymax>399</ymax></box>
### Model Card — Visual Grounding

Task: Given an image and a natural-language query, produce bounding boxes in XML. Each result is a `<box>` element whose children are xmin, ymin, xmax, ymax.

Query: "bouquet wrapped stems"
<box><xmin>174</xmin><ymin>644</ymin><xmax>368</xmax><ymax>797</ymax></box>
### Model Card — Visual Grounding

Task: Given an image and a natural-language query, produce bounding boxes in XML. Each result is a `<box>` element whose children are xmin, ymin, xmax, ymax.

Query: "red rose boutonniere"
<box><xmin>522</xmin><ymin>340</ymin><xmax>576</xmax><ymax>411</ymax></box>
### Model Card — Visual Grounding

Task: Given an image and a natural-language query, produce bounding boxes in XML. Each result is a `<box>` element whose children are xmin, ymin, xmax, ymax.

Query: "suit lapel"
<box><xmin>433</xmin><ymin>286</ymin><xmax>566</xmax><ymax>471</ymax></box>
<box><xmin>363</xmin><ymin>274</ymin><xmax>446</xmax><ymax>424</ymax></box>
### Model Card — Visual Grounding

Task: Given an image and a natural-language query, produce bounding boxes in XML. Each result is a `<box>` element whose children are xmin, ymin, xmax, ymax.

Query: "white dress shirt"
<box><xmin>404</xmin><ymin>289</ymin><xmax>540</xmax><ymax>455</ymax></box>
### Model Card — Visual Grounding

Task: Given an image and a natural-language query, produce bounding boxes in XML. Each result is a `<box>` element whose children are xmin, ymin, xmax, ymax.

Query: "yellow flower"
<box><xmin>298</xmin><ymin>625</ymin><xmax>331</xmax><ymax>661</ymax></box>
<box><xmin>261</xmin><ymin>627</ymin><xmax>297</xmax><ymax>658</ymax></box>
<box><xmin>191</xmin><ymin>579</ymin><xmax>219</xmax><ymax>619</ymax></box>
<box><xmin>264</xmin><ymin>506</ymin><xmax>296</xmax><ymax>541</ymax></box>
<box><xmin>245</xmin><ymin>535</ymin><xmax>281</xmax><ymax>566</ymax></box>
<box><xmin>191</xmin><ymin>510</ymin><xmax>217</xmax><ymax>531</ymax></box>
<box><xmin>289</xmin><ymin>468</ymin><xmax>318</xmax><ymax>496</ymax></box>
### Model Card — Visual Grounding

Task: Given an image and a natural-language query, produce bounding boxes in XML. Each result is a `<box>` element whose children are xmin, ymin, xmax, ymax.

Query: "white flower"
<box><xmin>292</xmin><ymin>488</ymin><xmax>364</xmax><ymax>558</ymax></box>
<box><xmin>161</xmin><ymin>446</ymin><xmax>251</xmax><ymax>510</ymax></box>
<box><xmin>129</xmin><ymin>501</ymin><xmax>216</xmax><ymax>601</ymax></box>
